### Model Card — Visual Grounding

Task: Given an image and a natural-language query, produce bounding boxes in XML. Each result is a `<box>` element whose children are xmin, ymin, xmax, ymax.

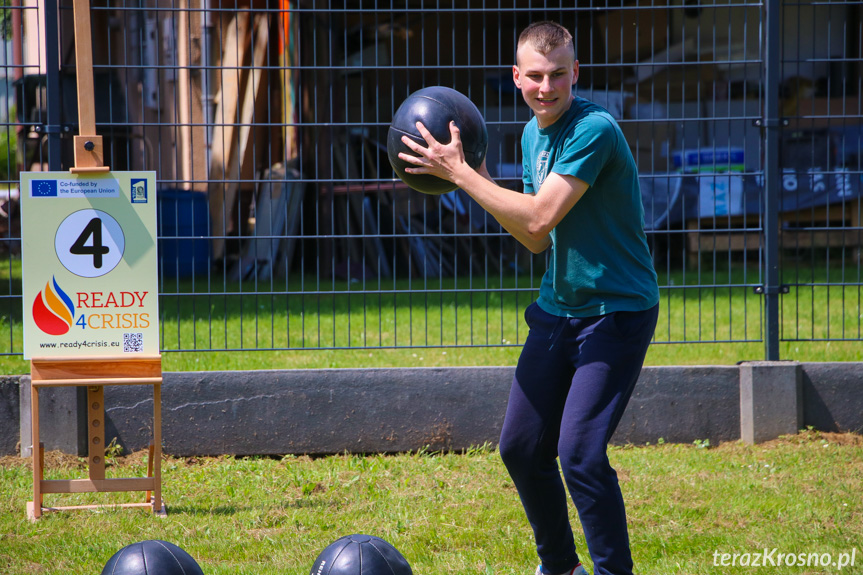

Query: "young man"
<box><xmin>398</xmin><ymin>21</ymin><xmax>659</xmax><ymax>575</ymax></box>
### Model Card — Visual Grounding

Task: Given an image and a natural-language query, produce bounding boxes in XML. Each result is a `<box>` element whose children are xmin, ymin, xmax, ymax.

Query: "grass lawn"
<box><xmin>0</xmin><ymin>253</ymin><xmax>861</xmax><ymax>374</ymax></box>
<box><xmin>1</xmin><ymin>430</ymin><xmax>861</xmax><ymax>575</ymax></box>
<box><xmin>0</xmin><ymin>254</ymin><xmax>863</xmax><ymax>375</ymax></box>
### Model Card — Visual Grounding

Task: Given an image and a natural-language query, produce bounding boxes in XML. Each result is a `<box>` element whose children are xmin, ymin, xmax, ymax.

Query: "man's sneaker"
<box><xmin>534</xmin><ymin>563</ymin><xmax>590</xmax><ymax>575</ymax></box>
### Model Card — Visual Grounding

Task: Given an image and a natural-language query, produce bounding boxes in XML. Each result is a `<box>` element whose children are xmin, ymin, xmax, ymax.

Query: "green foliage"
<box><xmin>0</xmin><ymin>0</ymin><xmax>12</xmax><ymax>40</ymax></box>
<box><xmin>0</xmin><ymin>108</ymin><xmax>17</xmax><ymax>181</ymax></box>
<box><xmin>105</xmin><ymin>438</ymin><xmax>125</xmax><ymax>461</ymax></box>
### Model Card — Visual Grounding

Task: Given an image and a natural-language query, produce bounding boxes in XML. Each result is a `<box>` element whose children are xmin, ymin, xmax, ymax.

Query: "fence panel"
<box><xmin>777</xmin><ymin>1</ymin><xmax>863</xmax><ymax>344</ymax></box>
<box><xmin>0</xmin><ymin>1</ymin><xmax>860</xmax><ymax>359</ymax></box>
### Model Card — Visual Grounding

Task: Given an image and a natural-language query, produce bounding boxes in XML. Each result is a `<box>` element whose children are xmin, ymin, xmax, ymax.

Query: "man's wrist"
<box><xmin>453</xmin><ymin>165</ymin><xmax>484</xmax><ymax>192</ymax></box>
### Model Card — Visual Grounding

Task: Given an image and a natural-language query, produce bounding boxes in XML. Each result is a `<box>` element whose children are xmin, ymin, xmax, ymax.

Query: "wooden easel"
<box><xmin>28</xmin><ymin>356</ymin><xmax>165</xmax><ymax>520</ymax></box>
<box><xmin>27</xmin><ymin>0</ymin><xmax>165</xmax><ymax>520</ymax></box>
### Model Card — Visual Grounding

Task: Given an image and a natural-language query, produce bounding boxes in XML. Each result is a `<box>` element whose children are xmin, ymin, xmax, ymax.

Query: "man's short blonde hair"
<box><xmin>517</xmin><ymin>21</ymin><xmax>575</xmax><ymax>61</ymax></box>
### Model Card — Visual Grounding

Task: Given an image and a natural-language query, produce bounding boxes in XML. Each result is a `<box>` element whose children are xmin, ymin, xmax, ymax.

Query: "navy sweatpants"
<box><xmin>499</xmin><ymin>302</ymin><xmax>659</xmax><ymax>575</ymax></box>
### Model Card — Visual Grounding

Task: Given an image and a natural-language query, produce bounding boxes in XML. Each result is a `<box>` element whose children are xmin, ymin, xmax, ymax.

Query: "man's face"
<box><xmin>513</xmin><ymin>44</ymin><xmax>579</xmax><ymax>128</ymax></box>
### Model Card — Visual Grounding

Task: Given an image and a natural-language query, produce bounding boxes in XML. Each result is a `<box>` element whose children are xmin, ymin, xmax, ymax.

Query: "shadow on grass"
<box><xmin>166</xmin><ymin>504</ymin><xmax>247</xmax><ymax>517</ymax></box>
<box><xmin>167</xmin><ymin>497</ymin><xmax>336</xmax><ymax>517</ymax></box>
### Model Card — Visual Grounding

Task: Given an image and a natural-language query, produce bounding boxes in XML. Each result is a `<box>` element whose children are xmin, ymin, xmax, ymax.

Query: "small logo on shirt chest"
<box><xmin>535</xmin><ymin>151</ymin><xmax>550</xmax><ymax>186</ymax></box>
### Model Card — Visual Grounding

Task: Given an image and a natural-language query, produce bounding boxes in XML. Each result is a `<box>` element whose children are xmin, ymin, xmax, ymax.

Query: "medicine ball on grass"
<box><xmin>309</xmin><ymin>534</ymin><xmax>413</xmax><ymax>575</ymax></box>
<box><xmin>387</xmin><ymin>86</ymin><xmax>488</xmax><ymax>195</ymax></box>
<box><xmin>101</xmin><ymin>540</ymin><xmax>204</xmax><ymax>575</ymax></box>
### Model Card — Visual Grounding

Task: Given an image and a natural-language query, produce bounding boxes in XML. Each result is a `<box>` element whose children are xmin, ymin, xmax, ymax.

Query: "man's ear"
<box><xmin>572</xmin><ymin>60</ymin><xmax>580</xmax><ymax>85</ymax></box>
<box><xmin>513</xmin><ymin>64</ymin><xmax>522</xmax><ymax>89</ymax></box>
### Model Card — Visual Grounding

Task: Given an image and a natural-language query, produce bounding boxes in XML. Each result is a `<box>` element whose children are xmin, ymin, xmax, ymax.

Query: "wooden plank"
<box><xmin>686</xmin><ymin>198</ymin><xmax>862</xmax><ymax>262</ymax></box>
<box><xmin>31</xmin><ymin>354</ymin><xmax>162</xmax><ymax>363</ymax></box>
<box><xmin>72</xmin><ymin>0</ymin><xmax>96</xmax><ymax>136</ymax></box>
<box><xmin>31</xmin><ymin>356</ymin><xmax>162</xmax><ymax>382</ymax></box>
<box><xmin>71</xmin><ymin>136</ymin><xmax>109</xmax><ymax>171</ymax></box>
<box><xmin>177</xmin><ymin>1</ymin><xmax>208</xmax><ymax>191</ymax></box>
<box><xmin>87</xmin><ymin>386</ymin><xmax>105</xmax><ymax>480</ymax></box>
<box><xmin>36</xmin><ymin>501</ymin><xmax>160</xmax><ymax>513</ymax></box>
<box><xmin>688</xmin><ymin>230</ymin><xmax>862</xmax><ymax>258</ymax></box>
<box><xmin>225</xmin><ymin>13</ymin><xmax>270</xmax><ymax>256</ymax></box>
<box><xmin>40</xmin><ymin>477</ymin><xmax>156</xmax><ymax>494</ymax></box>
<box><xmin>71</xmin><ymin>0</ymin><xmax>109</xmax><ymax>170</ymax></box>
<box><xmin>209</xmin><ymin>12</ymin><xmax>251</xmax><ymax>178</ymax></box>
<box><xmin>689</xmin><ymin>232</ymin><xmax>761</xmax><ymax>253</ymax></box>
<box><xmin>235</xmin><ymin>13</ymin><xmax>270</xmax><ymax>180</ymax></box>
<box><xmin>31</xmin><ymin>377</ymin><xmax>162</xmax><ymax>388</ymax></box>
<box><xmin>208</xmin><ymin>12</ymin><xmax>251</xmax><ymax>261</ymax></box>
<box><xmin>689</xmin><ymin>198</ymin><xmax>861</xmax><ymax>231</ymax></box>
<box><xmin>146</xmin><ymin>442</ymin><xmax>154</xmax><ymax>503</ymax></box>
<box><xmin>279</xmin><ymin>0</ymin><xmax>297</xmax><ymax>159</ymax></box>
<box><xmin>69</xmin><ymin>164</ymin><xmax>111</xmax><ymax>174</ymax></box>
<box><xmin>781</xmin><ymin>229</ymin><xmax>863</xmax><ymax>249</ymax></box>
<box><xmin>177</xmin><ymin>2</ymin><xmax>192</xmax><ymax>187</ymax></box>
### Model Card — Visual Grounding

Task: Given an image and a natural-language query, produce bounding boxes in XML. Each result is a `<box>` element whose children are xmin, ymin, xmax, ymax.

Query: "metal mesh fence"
<box><xmin>0</xmin><ymin>0</ymin><xmax>861</xmax><ymax>357</ymax></box>
<box><xmin>777</xmin><ymin>1</ymin><xmax>863</xmax><ymax>343</ymax></box>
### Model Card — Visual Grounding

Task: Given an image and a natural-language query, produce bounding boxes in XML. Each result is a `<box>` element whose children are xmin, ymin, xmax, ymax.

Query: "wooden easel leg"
<box><xmin>146</xmin><ymin>442</ymin><xmax>154</xmax><ymax>503</ymax></box>
<box><xmin>152</xmin><ymin>383</ymin><xmax>165</xmax><ymax>516</ymax></box>
<box><xmin>29</xmin><ymin>385</ymin><xmax>41</xmax><ymax>520</ymax></box>
<box><xmin>39</xmin><ymin>443</ymin><xmax>44</xmax><ymax>506</ymax></box>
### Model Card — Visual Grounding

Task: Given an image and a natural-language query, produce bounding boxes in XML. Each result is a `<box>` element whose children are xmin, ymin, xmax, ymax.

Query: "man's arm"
<box><xmin>473</xmin><ymin>162</ymin><xmax>552</xmax><ymax>253</ymax></box>
<box><xmin>399</xmin><ymin>121</ymin><xmax>588</xmax><ymax>254</ymax></box>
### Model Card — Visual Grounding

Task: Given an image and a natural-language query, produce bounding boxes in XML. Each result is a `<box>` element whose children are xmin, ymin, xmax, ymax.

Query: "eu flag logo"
<box><xmin>31</xmin><ymin>180</ymin><xmax>58</xmax><ymax>197</ymax></box>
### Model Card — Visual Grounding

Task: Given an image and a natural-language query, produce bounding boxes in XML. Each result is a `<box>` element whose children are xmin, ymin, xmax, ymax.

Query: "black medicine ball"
<box><xmin>387</xmin><ymin>86</ymin><xmax>488</xmax><ymax>195</ymax></box>
<box><xmin>309</xmin><ymin>534</ymin><xmax>413</xmax><ymax>575</ymax></box>
<box><xmin>101</xmin><ymin>540</ymin><xmax>205</xmax><ymax>575</ymax></box>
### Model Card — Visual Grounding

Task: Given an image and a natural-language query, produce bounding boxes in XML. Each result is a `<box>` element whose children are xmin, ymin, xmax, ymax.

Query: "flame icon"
<box><xmin>33</xmin><ymin>277</ymin><xmax>75</xmax><ymax>335</ymax></box>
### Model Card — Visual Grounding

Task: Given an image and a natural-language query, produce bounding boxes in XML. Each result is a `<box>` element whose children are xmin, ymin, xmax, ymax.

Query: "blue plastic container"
<box><xmin>157</xmin><ymin>189</ymin><xmax>210</xmax><ymax>277</ymax></box>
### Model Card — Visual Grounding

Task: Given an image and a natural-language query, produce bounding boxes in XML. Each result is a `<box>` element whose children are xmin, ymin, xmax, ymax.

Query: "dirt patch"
<box><xmin>757</xmin><ymin>430</ymin><xmax>863</xmax><ymax>448</ymax></box>
<box><xmin>117</xmin><ymin>449</ymin><xmax>155</xmax><ymax>466</ymax></box>
<box><xmin>421</xmin><ymin>420</ymin><xmax>454</xmax><ymax>452</ymax></box>
<box><xmin>0</xmin><ymin>450</ymin><xmax>86</xmax><ymax>470</ymax></box>
<box><xmin>0</xmin><ymin>448</ymin><xmax>156</xmax><ymax>470</ymax></box>
<box><xmin>0</xmin><ymin>454</ymin><xmax>28</xmax><ymax>468</ymax></box>
<box><xmin>815</xmin><ymin>431</ymin><xmax>863</xmax><ymax>446</ymax></box>
<box><xmin>710</xmin><ymin>429</ymin><xmax>863</xmax><ymax>451</ymax></box>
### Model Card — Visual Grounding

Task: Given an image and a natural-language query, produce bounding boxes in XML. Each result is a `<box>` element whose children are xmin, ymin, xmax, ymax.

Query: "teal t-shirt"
<box><xmin>521</xmin><ymin>96</ymin><xmax>659</xmax><ymax>317</ymax></box>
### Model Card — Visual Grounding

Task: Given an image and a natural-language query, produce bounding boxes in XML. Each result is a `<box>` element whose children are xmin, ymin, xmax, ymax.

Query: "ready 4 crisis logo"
<box><xmin>32</xmin><ymin>277</ymin><xmax>150</xmax><ymax>335</ymax></box>
<box><xmin>32</xmin><ymin>277</ymin><xmax>75</xmax><ymax>335</ymax></box>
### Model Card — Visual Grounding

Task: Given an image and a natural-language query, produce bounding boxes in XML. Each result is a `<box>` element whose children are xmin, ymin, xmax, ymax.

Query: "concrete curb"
<box><xmin>104</xmin><ymin>367</ymin><xmax>512</xmax><ymax>456</ymax></box>
<box><xmin>0</xmin><ymin>375</ymin><xmax>21</xmax><ymax>455</ymax></box>
<box><xmin>5</xmin><ymin>363</ymin><xmax>862</xmax><ymax>457</ymax></box>
<box><xmin>617</xmin><ymin>365</ymin><xmax>740</xmax><ymax>444</ymax></box>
